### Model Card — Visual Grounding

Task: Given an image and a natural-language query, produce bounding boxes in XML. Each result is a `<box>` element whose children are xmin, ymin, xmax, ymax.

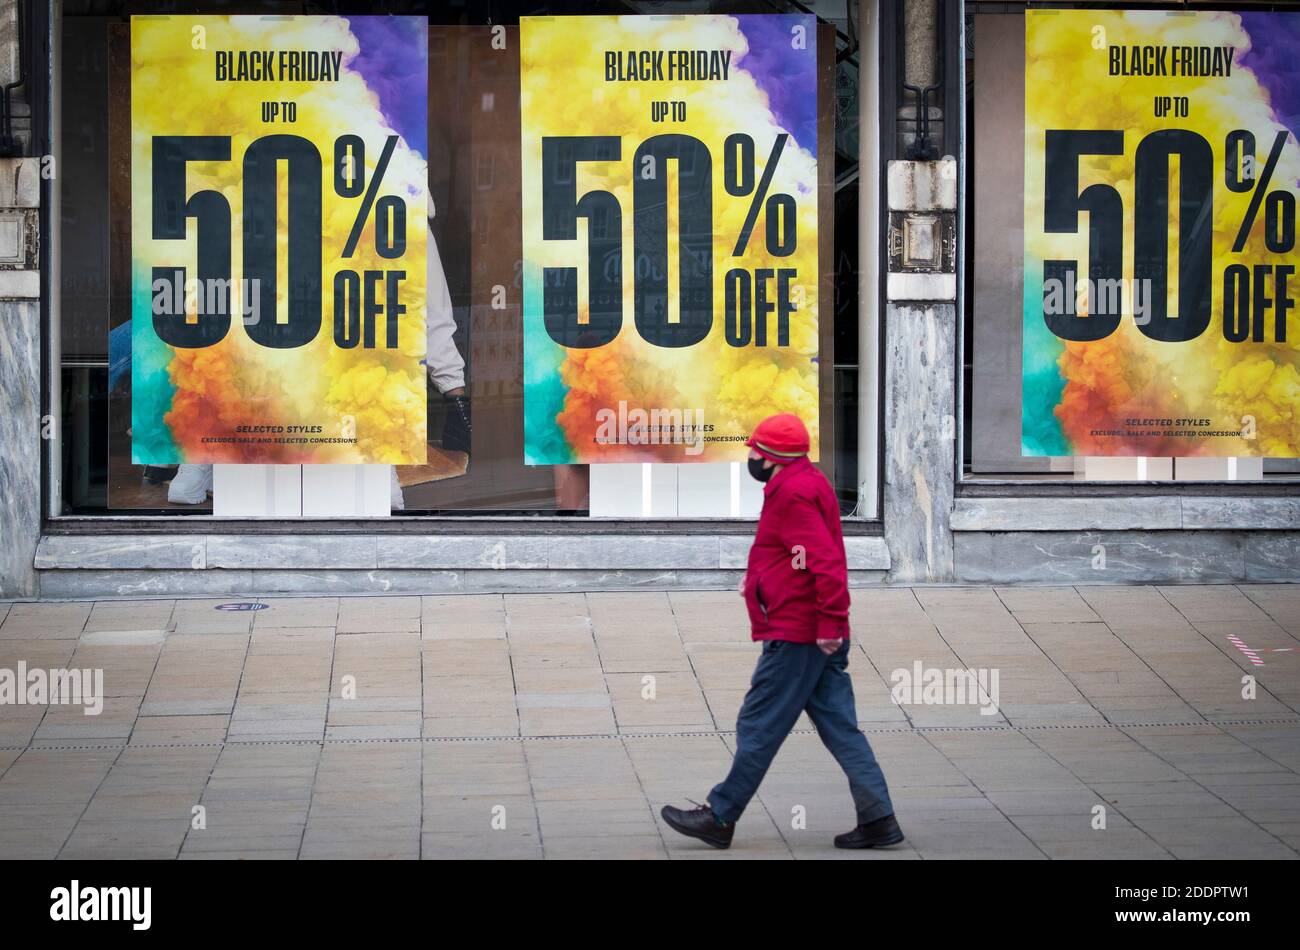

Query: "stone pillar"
<box><xmin>882</xmin><ymin>158</ymin><xmax>957</xmax><ymax>582</ymax></box>
<box><xmin>0</xmin><ymin>156</ymin><xmax>42</xmax><ymax>597</ymax></box>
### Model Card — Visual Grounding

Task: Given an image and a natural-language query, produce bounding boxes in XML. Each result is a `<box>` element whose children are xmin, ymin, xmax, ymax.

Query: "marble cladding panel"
<box><xmin>0</xmin><ymin>300</ymin><xmax>40</xmax><ymax>597</ymax></box>
<box><xmin>882</xmin><ymin>304</ymin><xmax>956</xmax><ymax>582</ymax></box>
<box><xmin>954</xmin><ymin>531</ymin><xmax>1251</xmax><ymax>584</ymax></box>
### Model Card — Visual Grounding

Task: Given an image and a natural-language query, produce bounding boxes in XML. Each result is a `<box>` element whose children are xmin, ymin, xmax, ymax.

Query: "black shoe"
<box><xmin>835</xmin><ymin>814</ymin><xmax>904</xmax><ymax>849</ymax></box>
<box><xmin>440</xmin><ymin>393</ymin><xmax>471</xmax><ymax>454</ymax></box>
<box><xmin>661</xmin><ymin>802</ymin><xmax>734</xmax><ymax>850</ymax></box>
<box><xmin>142</xmin><ymin>465</ymin><xmax>179</xmax><ymax>484</ymax></box>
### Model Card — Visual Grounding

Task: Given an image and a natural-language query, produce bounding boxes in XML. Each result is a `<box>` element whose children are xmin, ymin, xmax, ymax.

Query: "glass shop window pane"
<box><xmin>54</xmin><ymin>2</ymin><xmax>867</xmax><ymax>517</ymax></box>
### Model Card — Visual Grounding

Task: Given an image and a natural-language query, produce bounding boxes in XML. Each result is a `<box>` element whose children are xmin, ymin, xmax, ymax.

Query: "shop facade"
<box><xmin>0</xmin><ymin>0</ymin><xmax>1296</xmax><ymax>600</ymax></box>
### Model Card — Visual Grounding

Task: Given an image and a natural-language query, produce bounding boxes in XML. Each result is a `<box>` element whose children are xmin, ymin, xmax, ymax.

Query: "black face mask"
<box><xmin>748</xmin><ymin>457</ymin><xmax>775</xmax><ymax>482</ymax></box>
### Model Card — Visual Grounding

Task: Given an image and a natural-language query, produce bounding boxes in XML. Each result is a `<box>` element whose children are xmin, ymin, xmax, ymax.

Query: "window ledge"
<box><xmin>34</xmin><ymin>532</ymin><xmax>893</xmax><ymax>572</ymax></box>
<box><xmin>952</xmin><ymin>495</ymin><xmax>1300</xmax><ymax>532</ymax></box>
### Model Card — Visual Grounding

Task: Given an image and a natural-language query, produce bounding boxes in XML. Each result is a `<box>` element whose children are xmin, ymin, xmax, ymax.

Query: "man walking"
<box><xmin>661</xmin><ymin>414</ymin><xmax>902</xmax><ymax>850</ymax></box>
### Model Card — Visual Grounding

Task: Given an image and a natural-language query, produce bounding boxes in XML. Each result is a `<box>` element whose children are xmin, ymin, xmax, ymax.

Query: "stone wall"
<box><xmin>32</xmin><ymin>533</ymin><xmax>892</xmax><ymax>598</ymax></box>
<box><xmin>0</xmin><ymin>157</ymin><xmax>41</xmax><ymax>598</ymax></box>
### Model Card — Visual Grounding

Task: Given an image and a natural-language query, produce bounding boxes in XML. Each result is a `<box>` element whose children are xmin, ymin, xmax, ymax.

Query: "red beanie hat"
<box><xmin>746</xmin><ymin>413</ymin><xmax>810</xmax><ymax>463</ymax></box>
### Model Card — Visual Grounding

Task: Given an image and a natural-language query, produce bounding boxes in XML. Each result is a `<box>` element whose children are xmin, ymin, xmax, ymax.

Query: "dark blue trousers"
<box><xmin>708</xmin><ymin>639</ymin><xmax>894</xmax><ymax>825</ymax></box>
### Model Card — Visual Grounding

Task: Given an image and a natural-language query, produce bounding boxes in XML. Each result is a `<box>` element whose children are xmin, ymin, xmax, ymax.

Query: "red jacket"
<box><xmin>742</xmin><ymin>456</ymin><xmax>851</xmax><ymax>643</ymax></box>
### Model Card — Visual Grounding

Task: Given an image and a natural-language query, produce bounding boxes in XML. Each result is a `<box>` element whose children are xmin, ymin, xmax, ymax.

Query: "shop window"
<box><xmin>53</xmin><ymin>1</ymin><xmax>874</xmax><ymax>517</ymax></box>
<box><xmin>964</xmin><ymin>5</ymin><xmax>1300</xmax><ymax>484</ymax></box>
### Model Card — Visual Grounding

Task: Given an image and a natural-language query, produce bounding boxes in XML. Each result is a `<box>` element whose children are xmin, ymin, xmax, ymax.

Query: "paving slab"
<box><xmin>0</xmin><ymin>586</ymin><xmax>1295</xmax><ymax>859</ymax></box>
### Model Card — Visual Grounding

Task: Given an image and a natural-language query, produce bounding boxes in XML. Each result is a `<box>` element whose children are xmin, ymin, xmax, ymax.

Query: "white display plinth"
<box><xmin>589</xmin><ymin>462</ymin><xmax>764</xmax><ymax>518</ymax></box>
<box><xmin>1173</xmin><ymin>457</ymin><xmax>1264</xmax><ymax>481</ymax></box>
<box><xmin>301</xmin><ymin>465</ymin><xmax>393</xmax><ymax>517</ymax></box>
<box><xmin>589</xmin><ymin>463</ymin><xmax>676</xmax><ymax>517</ymax></box>
<box><xmin>213</xmin><ymin>465</ymin><xmax>303</xmax><ymax>517</ymax></box>
<box><xmin>212</xmin><ymin>464</ymin><xmax>392</xmax><ymax>517</ymax></box>
<box><xmin>1075</xmin><ymin>457</ymin><xmax>1173</xmax><ymax>481</ymax></box>
<box><xmin>1074</xmin><ymin>457</ymin><xmax>1262</xmax><ymax>482</ymax></box>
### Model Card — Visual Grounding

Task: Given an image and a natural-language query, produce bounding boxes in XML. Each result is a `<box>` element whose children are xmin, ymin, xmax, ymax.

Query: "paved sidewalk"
<box><xmin>1</xmin><ymin>585</ymin><xmax>1298</xmax><ymax>859</ymax></box>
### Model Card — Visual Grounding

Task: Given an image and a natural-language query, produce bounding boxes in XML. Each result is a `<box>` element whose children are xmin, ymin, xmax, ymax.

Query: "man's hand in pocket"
<box><xmin>816</xmin><ymin>638</ymin><xmax>843</xmax><ymax>656</ymax></box>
